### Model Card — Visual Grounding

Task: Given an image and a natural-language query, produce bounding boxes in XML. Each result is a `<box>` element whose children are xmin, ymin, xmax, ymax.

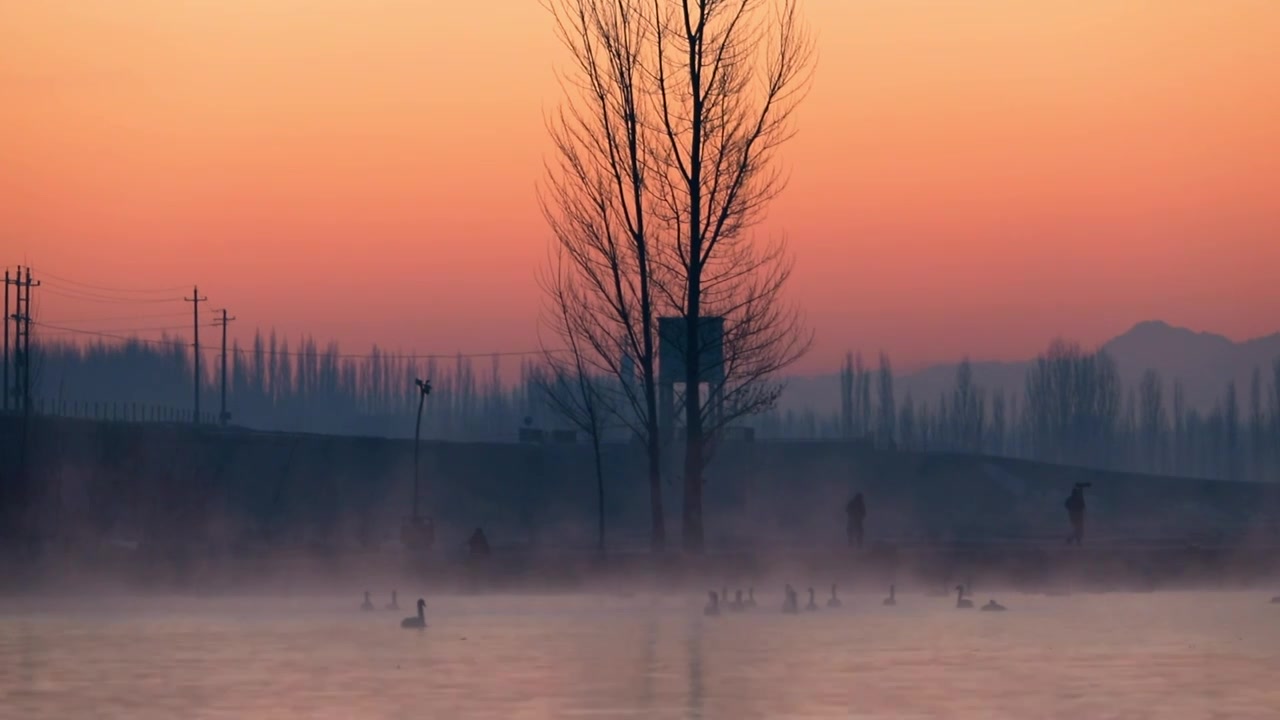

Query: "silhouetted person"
<box><xmin>1064</xmin><ymin>485</ymin><xmax>1087</xmax><ymax>546</ymax></box>
<box><xmin>468</xmin><ymin>527</ymin><xmax>491</xmax><ymax>558</ymax></box>
<box><xmin>846</xmin><ymin>493</ymin><xmax>867</xmax><ymax>548</ymax></box>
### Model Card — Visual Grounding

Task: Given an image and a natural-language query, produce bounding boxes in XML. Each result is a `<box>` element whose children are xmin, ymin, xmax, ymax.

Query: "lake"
<box><xmin>2</xmin><ymin>589</ymin><xmax>1278</xmax><ymax>718</ymax></box>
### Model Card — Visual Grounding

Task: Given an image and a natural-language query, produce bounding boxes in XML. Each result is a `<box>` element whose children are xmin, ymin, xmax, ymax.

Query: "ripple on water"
<box><xmin>1</xmin><ymin>591</ymin><xmax>1279</xmax><ymax>719</ymax></box>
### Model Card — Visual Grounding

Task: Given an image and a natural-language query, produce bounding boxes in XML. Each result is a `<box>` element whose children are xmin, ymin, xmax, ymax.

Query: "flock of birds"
<box><xmin>361</xmin><ymin>590</ymin><xmax>427</xmax><ymax>628</ymax></box>
<box><xmin>361</xmin><ymin>585</ymin><xmax>1280</xmax><ymax>629</ymax></box>
<box><xmin>703</xmin><ymin>582</ymin><xmax>1006</xmax><ymax>616</ymax></box>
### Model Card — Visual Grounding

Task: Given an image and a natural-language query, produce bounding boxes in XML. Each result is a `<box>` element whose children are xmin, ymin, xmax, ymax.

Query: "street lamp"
<box><xmin>412</xmin><ymin>378</ymin><xmax>432</xmax><ymax>519</ymax></box>
<box><xmin>402</xmin><ymin>377</ymin><xmax>435</xmax><ymax>556</ymax></box>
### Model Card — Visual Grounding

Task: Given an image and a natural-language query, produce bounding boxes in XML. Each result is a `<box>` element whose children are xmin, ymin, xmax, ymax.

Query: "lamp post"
<box><xmin>412</xmin><ymin>378</ymin><xmax>432</xmax><ymax>519</ymax></box>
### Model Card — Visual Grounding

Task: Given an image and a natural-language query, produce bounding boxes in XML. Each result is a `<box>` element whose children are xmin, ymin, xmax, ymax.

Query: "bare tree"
<box><xmin>1024</xmin><ymin>339</ymin><xmax>1121</xmax><ymax>466</ymax></box>
<box><xmin>839</xmin><ymin>352</ymin><xmax>853</xmax><ymax>438</ymax></box>
<box><xmin>876</xmin><ymin>351</ymin><xmax>895</xmax><ymax>448</ymax></box>
<box><xmin>952</xmin><ymin>358</ymin><xmax>985</xmax><ymax>453</ymax></box>
<box><xmin>542</xmin><ymin>0</ymin><xmax>668</xmax><ymax>551</ymax></box>
<box><xmin>644</xmin><ymin>0</ymin><xmax>815</xmax><ymax>551</ymax></box>
<box><xmin>545</xmin><ymin>0</ymin><xmax>814</xmax><ymax>553</ymax></box>
<box><xmin>990</xmin><ymin>388</ymin><xmax>1006</xmax><ymax>456</ymax></box>
<box><xmin>1224</xmin><ymin>380</ymin><xmax>1239</xmax><ymax>480</ymax></box>
<box><xmin>537</xmin><ymin>259</ymin><xmax>613</xmax><ymax>555</ymax></box>
<box><xmin>898</xmin><ymin>392</ymin><xmax>916</xmax><ymax>451</ymax></box>
<box><xmin>1138</xmin><ymin>369</ymin><xmax>1166</xmax><ymax>474</ymax></box>
<box><xmin>1248</xmin><ymin>366</ymin><xmax>1264</xmax><ymax>480</ymax></box>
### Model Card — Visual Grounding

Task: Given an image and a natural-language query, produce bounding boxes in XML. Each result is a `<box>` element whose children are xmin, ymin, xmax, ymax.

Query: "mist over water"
<box><xmin>2</xmin><ymin>589</ymin><xmax>1278</xmax><ymax>719</ymax></box>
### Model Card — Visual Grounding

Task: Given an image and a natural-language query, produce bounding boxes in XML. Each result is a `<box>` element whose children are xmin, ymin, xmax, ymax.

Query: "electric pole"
<box><xmin>213</xmin><ymin>308</ymin><xmax>235</xmax><ymax>426</ymax></box>
<box><xmin>12</xmin><ymin>267</ymin><xmax>40</xmax><ymax>418</ymax></box>
<box><xmin>3</xmin><ymin>268</ymin><xmax>10</xmax><ymax>413</ymax></box>
<box><xmin>185</xmin><ymin>286</ymin><xmax>207</xmax><ymax>424</ymax></box>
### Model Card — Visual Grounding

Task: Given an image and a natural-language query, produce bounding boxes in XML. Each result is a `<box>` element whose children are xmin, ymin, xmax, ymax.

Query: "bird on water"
<box><xmin>883</xmin><ymin>585</ymin><xmax>897</xmax><ymax>606</ymax></box>
<box><xmin>782</xmin><ymin>585</ymin><xmax>799</xmax><ymax>614</ymax></box>
<box><xmin>361</xmin><ymin>591</ymin><xmax>374</xmax><ymax>612</ymax></box>
<box><xmin>401</xmin><ymin>598</ymin><xmax>427</xmax><ymax>629</ymax></box>
<box><xmin>705</xmin><ymin>591</ymin><xmax>721</xmax><ymax>617</ymax></box>
<box><xmin>955</xmin><ymin>585</ymin><xmax>974</xmax><ymax>609</ymax></box>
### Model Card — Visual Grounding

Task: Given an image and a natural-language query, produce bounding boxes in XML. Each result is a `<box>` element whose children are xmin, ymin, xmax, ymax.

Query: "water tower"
<box><xmin>657</xmin><ymin>316</ymin><xmax>725</xmax><ymax>441</ymax></box>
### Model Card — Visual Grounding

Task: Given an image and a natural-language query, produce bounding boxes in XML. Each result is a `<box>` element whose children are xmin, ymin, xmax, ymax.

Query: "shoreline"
<box><xmin>4</xmin><ymin>541</ymin><xmax>1279</xmax><ymax>596</ymax></box>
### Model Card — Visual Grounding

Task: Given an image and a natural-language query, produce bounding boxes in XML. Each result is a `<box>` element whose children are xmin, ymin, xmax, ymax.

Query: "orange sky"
<box><xmin>2</xmin><ymin>0</ymin><xmax>1278</xmax><ymax>372</ymax></box>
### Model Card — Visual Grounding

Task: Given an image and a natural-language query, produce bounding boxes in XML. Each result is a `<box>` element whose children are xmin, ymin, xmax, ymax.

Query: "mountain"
<box><xmin>777</xmin><ymin>321</ymin><xmax>1280</xmax><ymax>417</ymax></box>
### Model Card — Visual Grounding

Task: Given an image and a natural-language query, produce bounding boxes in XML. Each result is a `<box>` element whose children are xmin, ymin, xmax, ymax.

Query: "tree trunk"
<box><xmin>682</xmin><ymin>280</ymin><xmax>704</xmax><ymax>553</ymax></box>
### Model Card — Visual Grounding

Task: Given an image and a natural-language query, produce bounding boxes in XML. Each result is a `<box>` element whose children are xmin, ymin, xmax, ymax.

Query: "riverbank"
<box><xmin>5</xmin><ymin>539</ymin><xmax>1279</xmax><ymax>597</ymax></box>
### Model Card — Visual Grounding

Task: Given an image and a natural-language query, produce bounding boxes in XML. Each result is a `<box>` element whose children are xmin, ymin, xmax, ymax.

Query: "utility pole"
<box><xmin>213</xmin><ymin>308</ymin><xmax>235</xmax><ymax>426</ymax></box>
<box><xmin>3</xmin><ymin>267</ymin><xmax>10</xmax><ymax>413</ymax></box>
<box><xmin>185</xmin><ymin>286</ymin><xmax>207</xmax><ymax>424</ymax></box>
<box><xmin>12</xmin><ymin>267</ymin><xmax>40</xmax><ymax>417</ymax></box>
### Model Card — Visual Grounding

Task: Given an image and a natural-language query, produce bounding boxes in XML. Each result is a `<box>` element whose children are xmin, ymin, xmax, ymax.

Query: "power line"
<box><xmin>38</xmin><ymin>311</ymin><xmax>191</xmax><ymax>324</ymax></box>
<box><xmin>24</xmin><ymin>267</ymin><xmax>189</xmax><ymax>295</ymax></box>
<box><xmin>32</xmin><ymin>322</ymin><xmax>191</xmax><ymax>344</ymax></box>
<box><xmin>31</xmin><ymin>320</ymin><xmax>561</xmax><ymax>359</ymax></box>
<box><xmin>38</xmin><ymin>323</ymin><xmax>192</xmax><ymax>335</ymax></box>
<box><xmin>41</xmin><ymin>285</ymin><xmax>183</xmax><ymax>304</ymax></box>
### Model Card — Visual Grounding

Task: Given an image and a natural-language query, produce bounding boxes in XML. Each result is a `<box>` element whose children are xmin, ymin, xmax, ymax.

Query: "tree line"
<box><xmin>755</xmin><ymin>339</ymin><xmax>1280</xmax><ymax>483</ymax></box>
<box><xmin>29</xmin><ymin>332</ymin><xmax>551</xmax><ymax>441</ymax></box>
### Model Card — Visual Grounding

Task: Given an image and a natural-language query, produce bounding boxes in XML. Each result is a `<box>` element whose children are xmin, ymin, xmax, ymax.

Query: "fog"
<box><xmin>3</xmin><ymin>588</ymin><xmax>1279</xmax><ymax>718</ymax></box>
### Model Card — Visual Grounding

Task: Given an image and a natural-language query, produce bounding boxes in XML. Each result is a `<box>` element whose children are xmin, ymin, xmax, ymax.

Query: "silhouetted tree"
<box><xmin>1138</xmin><ymin>369</ymin><xmax>1166</xmax><ymax>474</ymax></box>
<box><xmin>990</xmin><ymin>389</ymin><xmax>1006</xmax><ymax>456</ymax></box>
<box><xmin>876</xmin><ymin>352</ymin><xmax>895</xmax><ymax>448</ymax></box>
<box><xmin>537</xmin><ymin>258</ymin><xmax>614</xmax><ymax>555</ymax></box>
<box><xmin>839</xmin><ymin>352</ymin><xmax>854</xmax><ymax>438</ymax></box>
<box><xmin>952</xmin><ymin>358</ymin><xmax>985</xmax><ymax>453</ymax></box>
<box><xmin>898</xmin><ymin>391</ymin><xmax>916</xmax><ymax>451</ymax></box>
<box><xmin>546</xmin><ymin>0</ymin><xmax>815</xmax><ymax>552</ymax></box>
<box><xmin>1224</xmin><ymin>380</ymin><xmax>1239</xmax><ymax>480</ymax></box>
<box><xmin>542</xmin><ymin>0</ymin><xmax>669</xmax><ymax>550</ymax></box>
<box><xmin>1024</xmin><ymin>339</ymin><xmax>1120</xmax><ymax>467</ymax></box>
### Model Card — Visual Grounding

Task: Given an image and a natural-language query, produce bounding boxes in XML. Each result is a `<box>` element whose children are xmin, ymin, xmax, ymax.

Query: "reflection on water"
<box><xmin>2</xmin><ymin>591</ymin><xmax>1279</xmax><ymax>718</ymax></box>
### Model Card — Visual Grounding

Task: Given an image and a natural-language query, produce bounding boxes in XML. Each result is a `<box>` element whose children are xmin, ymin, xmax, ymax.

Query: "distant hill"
<box><xmin>779</xmin><ymin>321</ymin><xmax>1280</xmax><ymax>416</ymax></box>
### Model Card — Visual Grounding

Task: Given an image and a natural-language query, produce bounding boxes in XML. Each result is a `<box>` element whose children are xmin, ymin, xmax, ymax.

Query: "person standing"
<box><xmin>846</xmin><ymin>492</ymin><xmax>867</xmax><ymax>548</ymax></box>
<box><xmin>1064</xmin><ymin>485</ymin><xmax>1086</xmax><ymax>545</ymax></box>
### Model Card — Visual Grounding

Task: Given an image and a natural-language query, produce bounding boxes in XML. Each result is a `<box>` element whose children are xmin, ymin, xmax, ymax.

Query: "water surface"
<box><xmin>2</xmin><ymin>591</ymin><xmax>1277</xmax><ymax>718</ymax></box>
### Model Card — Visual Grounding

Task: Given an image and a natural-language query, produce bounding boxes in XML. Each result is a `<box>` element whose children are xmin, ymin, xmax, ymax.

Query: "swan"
<box><xmin>729</xmin><ymin>590</ymin><xmax>745</xmax><ymax>612</ymax></box>
<box><xmin>883</xmin><ymin>585</ymin><xmax>896</xmax><ymax>606</ymax></box>
<box><xmin>827</xmin><ymin>584</ymin><xmax>842</xmax><ymax>608</ymax></box>
<box><xmin>746</xmin><ymin>587</ymin><xmax>757</xmax><ymax>608</ymax></box>
<box><xmin>1270</xmin><ymin>596</ymin><xmax>1279</xmax><ymax>604</ymax></box>
<box><xmin>360</xmin><ymin>591</ymin><xmax>374</xmax><ymax>612</ymax></box>
<box><xmin>955</xmin><ymin>585</ymin><xmax>973</xmax><ymax>609</ymax></box>
<box><xmin>401</xmin><ymin>598</ymin><xmax>427</xmax><ymax>628</ymax></box>
<box><xmin>386</xmin><ymin>590</ymin><xmax>400</xmax><ymax>611</ymax></box>
<box><xmin>704</xmin><ymin>591</ymin><xmax>721</xmax><ymax>616</ymax></box>
<box><xmin>805</xmin><ymin>587</ymin><xmax>819</xmax><ymax>611</ymax></box>
<box><xmin>782</xmin><ymin>584</ymin><xmax>798</xmax><ymax>614</ymax></box>
<box><xmin>981</xmin><ymin>599</ymin><xmax>1007</xmax><ymax>612</ymax></box>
